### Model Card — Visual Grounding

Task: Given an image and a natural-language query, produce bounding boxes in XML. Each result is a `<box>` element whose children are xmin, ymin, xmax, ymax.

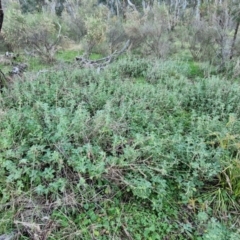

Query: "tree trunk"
<box><xmin>229</xmin><ymin>21</ymin><xmax>240</xmax><ymax>60</ymax></box>
<box><xmin>195</xmin><ymin>0</ymin><xmax>201</xmax><ymax>21</ymax></box>
<box><xmin>0</xmin><ymin>0</ymin><xmax>4</xmax><ymax>32</ymax></box>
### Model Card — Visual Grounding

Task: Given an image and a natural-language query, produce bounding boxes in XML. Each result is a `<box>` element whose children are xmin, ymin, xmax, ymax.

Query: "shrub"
<box><xmin>124</xmin><ymin>4</ymin><xmax>174</xmax><ymax>58</ymax></box>
<box><xmin>180</xmin><ymin>77</ymin><xmax>240</xmax><ymax>118</ymax></box>
<box><xmin>81</xmin><ymin>3</ymin><xmax>109</xmax><ymax>55</ymax></box>
<box><xmin>106</xmin><ymin>17</ymin><xmax>128</xmax><ymax>54</ymax></box>
<box><xmin>110</xmin><ymin>56</ymin><xmax>151</xmax><ymax>78</ymax></box>
<box><xmin>145</xmin><ymin>59</ymin><xmax>190</xmax><ymax>83</ymax></box>
<box><xmin>4</xmin><ymin>6</ymin><xmax>62</xmax><ymax>63</ymax></box>
<box><xmin>61</xmin><ymin>9</ymin><xmax>86</xmax><ymax>42</ymax></box>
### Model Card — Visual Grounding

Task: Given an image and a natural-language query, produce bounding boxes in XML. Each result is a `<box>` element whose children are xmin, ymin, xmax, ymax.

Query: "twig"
<box><xmin>122</xmin><ymin>224</ymin><xmax>133</xmax><ymax>240</ymax></box>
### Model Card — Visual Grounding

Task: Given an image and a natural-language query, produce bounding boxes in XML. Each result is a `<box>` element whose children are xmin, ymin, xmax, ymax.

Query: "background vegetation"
<box><xmin>0</xmin><ymin>0</ymin><xmax>240</xmax><ymax>239</ymax></box>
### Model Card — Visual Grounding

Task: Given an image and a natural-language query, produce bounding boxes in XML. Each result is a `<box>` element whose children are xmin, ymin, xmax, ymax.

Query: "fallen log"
<box><xmin>76</xmin><ymin>40</ymin><xmax>130</xmax><ymax>71</ymax></box>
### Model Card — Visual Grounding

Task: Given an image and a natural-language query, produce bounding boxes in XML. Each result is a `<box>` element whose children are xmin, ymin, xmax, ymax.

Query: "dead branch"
<box><xmin>76</xmin><ymin>40</ymin><xmax>130</xmax><ymax>70</ymax></box>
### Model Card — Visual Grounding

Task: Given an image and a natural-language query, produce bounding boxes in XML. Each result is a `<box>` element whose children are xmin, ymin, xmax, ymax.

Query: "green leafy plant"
<box><xmin>1</xmin><ymin>55</ymin><xmax>240</xmax><ymax>238</ymax></box>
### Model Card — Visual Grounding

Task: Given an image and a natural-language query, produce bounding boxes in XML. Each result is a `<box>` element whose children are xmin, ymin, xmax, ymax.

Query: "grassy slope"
<box><xmin>0</xmin><ymin>53</ymin><xmax>240</xmax><ymax>239</ymax></box>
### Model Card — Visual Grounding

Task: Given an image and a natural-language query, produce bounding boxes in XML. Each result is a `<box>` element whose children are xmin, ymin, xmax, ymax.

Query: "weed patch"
<box><xmin>0</xmin><ymin>60</ymin><xmax>240</xmax><ymax>238</ymax></box>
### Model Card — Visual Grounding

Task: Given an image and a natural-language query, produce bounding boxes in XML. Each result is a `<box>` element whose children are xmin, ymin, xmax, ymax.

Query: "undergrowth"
<box><xmin>0</xmin><ymin>58</ymin><xmax>240</xmax><ymax>239</ymax></box>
